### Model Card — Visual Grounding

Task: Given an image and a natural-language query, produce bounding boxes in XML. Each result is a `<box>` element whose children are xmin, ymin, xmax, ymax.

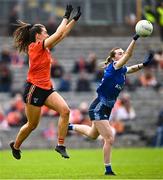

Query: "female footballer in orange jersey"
<box><xmin>10</xmin><ymin>5</ymin><xmax>81</xmax><ymax>160</ymax></box>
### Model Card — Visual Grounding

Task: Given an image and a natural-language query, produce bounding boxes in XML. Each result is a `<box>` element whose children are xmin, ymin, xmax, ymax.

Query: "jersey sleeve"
<box><xmin>112</xmin><ymin>62</ymin><xmax>127</xmax><ymax>74</ymax></box>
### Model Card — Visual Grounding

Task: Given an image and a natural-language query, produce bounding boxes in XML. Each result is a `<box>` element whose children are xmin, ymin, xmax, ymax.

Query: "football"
<box><xmin>135</xmin><ymin>20</ymin><xmax>153</xmax><ymax>37</ymax></box>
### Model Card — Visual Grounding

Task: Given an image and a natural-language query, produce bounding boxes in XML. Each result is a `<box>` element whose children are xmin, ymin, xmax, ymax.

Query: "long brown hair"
<box><xmin>13</xmin><ymin>20</ymin><xmax>45</xmax><ymax>53</ymax></box>
<box><xmin>104</xmin><ymin>47</ymin><xmax>121</xmax><ymax>65</ymax></box>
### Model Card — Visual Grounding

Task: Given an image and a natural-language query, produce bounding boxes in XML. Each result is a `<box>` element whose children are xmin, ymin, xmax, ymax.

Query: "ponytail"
<box><xmin>13</xmin><ymin>20</ymin><xmax>44</xmax><ymax>53</ymax></box>
<box><xmin>104</xmin><ymin>55</ymin><xmax>112</xmax><ymax>65</ymax></box>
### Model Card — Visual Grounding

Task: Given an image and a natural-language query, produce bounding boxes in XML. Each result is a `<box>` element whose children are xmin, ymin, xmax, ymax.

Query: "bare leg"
<box><xmin>14</xmin><ymin>104</ymin><xmax>41</xmax><ymax>149</ymax></box>
<box><xmin>74</xmin><ymin>122</ymin><xmax>99</xmax><ymax>139</ymax></box>
<box><xmin>94</xmin><ymin>120</ymin><xmax>114</xmax><ymax>164</ymax></box>
<box><xmin>44</xmin><ymin>92</ymin><xmax>70</xmax><ymax>145</ymax></box>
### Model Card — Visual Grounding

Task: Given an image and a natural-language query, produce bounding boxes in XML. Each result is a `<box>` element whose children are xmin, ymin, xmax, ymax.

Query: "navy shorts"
<box><xmin>23</xmin><ymin>82</ymin><xmax>55</xmax><ymax>107</ymax></box>
<box><xmin>88</xmin><ymin>97</ymin><xmax>112</xmax><ymax>121</ymax></box>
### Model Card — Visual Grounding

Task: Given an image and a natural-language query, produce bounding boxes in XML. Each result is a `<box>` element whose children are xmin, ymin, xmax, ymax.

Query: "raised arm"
<box><xmin>52</xmin><ymin>7</ymin><xmax>81</xmax><ymax>46</ymax></box>
<box><xmin>127</xmin><ymin>51</ymin><xmax>153</xmax><ymax>74</ymax></box>
<box><xmin>44</xmin><ymin>5</ymin><xmax>73</xmax><ymax>48</ymax></box>
<box><xmin>114</xmin><ymin>34</ymin><xmax>139</xmax><ymax>69</ymax></box>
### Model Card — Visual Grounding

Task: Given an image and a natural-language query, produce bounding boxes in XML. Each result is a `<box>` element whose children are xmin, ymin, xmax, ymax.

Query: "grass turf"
<box><xmin>0</xmin><ymin>148</ymin><xmax>163</xmax><ymax>179</ymax></box>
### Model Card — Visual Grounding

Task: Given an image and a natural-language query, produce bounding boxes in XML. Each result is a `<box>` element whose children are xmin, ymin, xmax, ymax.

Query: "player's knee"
<box><xmin>60</xmin><ymin>107</ymin><xmax>70</xmax><ymax>118</ymax></box>
<box><xmin>110</xmin><ymin>136</ymin><xmax>115</xmax><ymax>144</ymax></box>
<box><xmin>105</xmin><ymin>135</ymin><xmax>114</xmax><ymax>145</ymax></box>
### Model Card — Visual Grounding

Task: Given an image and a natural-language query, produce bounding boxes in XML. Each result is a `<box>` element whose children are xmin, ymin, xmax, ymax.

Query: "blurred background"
<box><xmin>0</xmin><ymin>0</ymin><xmax>163</xmax><ymax>150</ymax></box>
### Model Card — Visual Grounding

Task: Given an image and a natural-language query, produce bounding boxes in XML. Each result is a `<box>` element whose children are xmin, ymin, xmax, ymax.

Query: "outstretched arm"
<box><xmin>127</xmin><ymin>51</ymin><xmax>153</xmax><ymax>74</ymax></box>
<box><xmin>51</xmin><ymin>19</ymin><xmax>76</xmax><ymax>46</ymax></box>
<box><xmin>52</xmin><ymin>7</ymin><xmax>81</xmax><ymax>46</ymax></box>
<box><xmin>44</xmin><ymin>5</ymin><xmax>73</xmax><ymax>48</ymax></box>
<box><xmin>115</xmin><ymin>34</ymin><xmax>139</xmax><ymax>69</ymax></box>
<box><xmin>127</xmin><ymin>63</ymin><xmax>143</xmax><ymax>73</ymax></box>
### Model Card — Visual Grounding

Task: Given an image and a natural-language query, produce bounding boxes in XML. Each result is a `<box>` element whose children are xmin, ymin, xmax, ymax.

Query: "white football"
<box><xmin>135</xmin><ymin>20</ymin><xmax>153</xmax><ymax>37</ymax></box>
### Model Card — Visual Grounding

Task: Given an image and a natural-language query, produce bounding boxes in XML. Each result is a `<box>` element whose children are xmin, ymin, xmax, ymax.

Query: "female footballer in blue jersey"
<box><xmin>68</xmin><ymin>34</ymin><xmax>153</xmax><ymax>175</ymax></box>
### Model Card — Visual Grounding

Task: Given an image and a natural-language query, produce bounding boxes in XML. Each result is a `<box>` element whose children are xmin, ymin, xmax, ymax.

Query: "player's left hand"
<box><xmin>143</xmin><ymin>51</ymin><xmax>154</xmax><ymax>67</ymax></box>
<box><xmin>73</xmin><ymin>6</ymin><xmax>81</xmax><ymax>21</ymax></box>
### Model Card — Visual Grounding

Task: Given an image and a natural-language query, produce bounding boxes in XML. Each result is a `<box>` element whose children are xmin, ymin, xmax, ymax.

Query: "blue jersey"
<box><xmin>97</xmin><ymin>61</ymin><xmax>127</xmax><ymax>107</ymax></box>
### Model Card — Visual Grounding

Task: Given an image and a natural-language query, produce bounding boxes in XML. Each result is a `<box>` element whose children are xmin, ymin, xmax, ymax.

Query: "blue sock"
<box><xmin>105</xmin><ymin>164</ymin><xmax>112</xmax><ymax>173</ymax></box>
<box><xmin>68</xmin><ymin>123</ymin><xmax>74</xmax><ymax>130</ymax></box>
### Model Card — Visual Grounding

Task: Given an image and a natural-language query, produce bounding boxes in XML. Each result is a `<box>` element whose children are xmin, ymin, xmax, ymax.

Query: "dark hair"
<box><xmin>13</xmin><ymin>20</ymin><xmax>45</xmax><ymax>53</ymax></box>
<box><xmin>104</xmin><ymin>47</ymin><xmax>121</xmax><ymax>65</ymax></box>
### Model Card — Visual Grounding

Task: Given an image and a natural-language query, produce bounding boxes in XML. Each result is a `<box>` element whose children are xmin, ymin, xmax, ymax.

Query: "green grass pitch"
<box><xmin>0</xmin><ymin>148</ymin><xmax>163</xmax><ymax>179</ymax></box>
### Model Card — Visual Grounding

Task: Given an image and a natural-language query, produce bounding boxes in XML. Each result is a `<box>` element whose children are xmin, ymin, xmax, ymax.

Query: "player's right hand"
<box><xmin>63</xmin><ymin>4</ymin><xmax>73</xmax><ymax>19</ymax></box>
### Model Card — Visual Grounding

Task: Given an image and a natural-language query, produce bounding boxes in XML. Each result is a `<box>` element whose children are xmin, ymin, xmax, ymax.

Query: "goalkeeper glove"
<box><xmin>63</xmin><ymin>5</ymin><xmax>73</xmax><ymax>19</ymax></box>
<box><xmin>143</xmin><ymin>51</ymin><xmax>154</xmax><ymax>67</ymax></box>
<box><xmin>73</xmin><ymin>6</ymin><xmax>82</xmax><ymax>21</ymax></box>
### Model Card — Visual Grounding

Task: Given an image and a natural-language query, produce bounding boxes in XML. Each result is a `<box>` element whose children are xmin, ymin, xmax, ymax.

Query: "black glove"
<box><xmin>143</xmin><ymin>51</ymin><xmax>154</xmax><ymax>67</ymax></box>
<box><xmin>63</xmin><ymin>5</ymin><xmax>73</xmax><ymax>19</ymax></box>
<box><xmin>133</xmin><ymin>34</ymin><xmax>140</xmax><ymax>41</ymax></box>
<box><xmin>73</xmin><ymin>6</ymin><xmax>81</xmax><ymax>21</ymax></box>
